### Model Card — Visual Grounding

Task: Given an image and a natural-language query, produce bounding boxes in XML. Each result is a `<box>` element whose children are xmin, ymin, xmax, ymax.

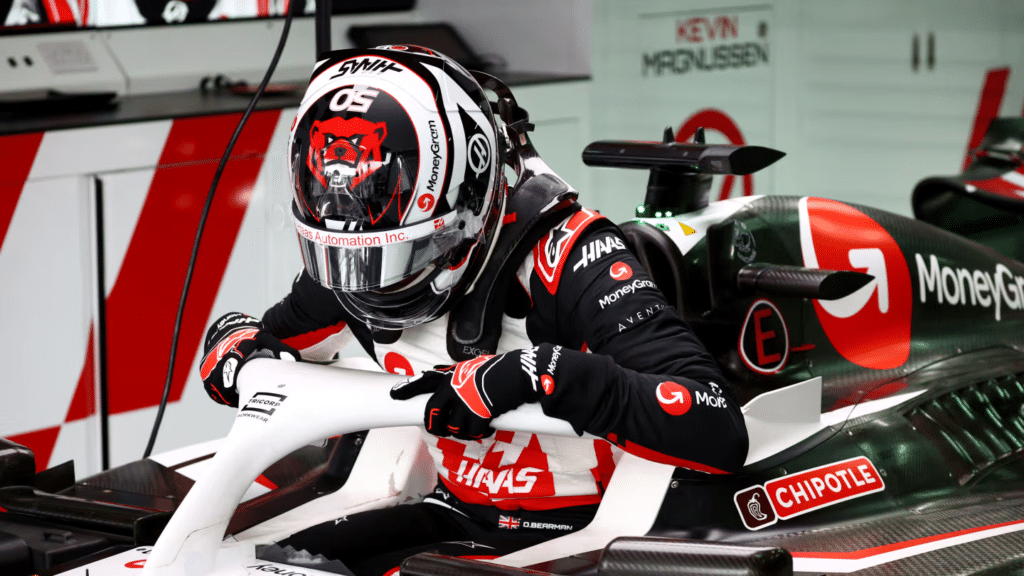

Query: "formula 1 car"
<box><xmin>4</xmin><ymin>113</ymin><xmax>1024</xmax><ymax>576</ymax></box>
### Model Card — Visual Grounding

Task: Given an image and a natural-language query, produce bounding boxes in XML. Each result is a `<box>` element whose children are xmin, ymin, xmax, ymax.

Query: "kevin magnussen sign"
<box><xmin>734</xmin><ymin>456</ymin><xmax>885</xmax><ymax>531</ymax></box>
<box><xmin>640</xmin><ymin>8</ymin><xmax>771</xmax><ymax>77</ymax></box>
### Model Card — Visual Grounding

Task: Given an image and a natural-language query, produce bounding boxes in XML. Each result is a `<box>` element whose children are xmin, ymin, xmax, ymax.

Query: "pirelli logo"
<box><xmin>735</xmin><ymin>456</ymin><xmax>885</xmax><ymax>531</ymax></box>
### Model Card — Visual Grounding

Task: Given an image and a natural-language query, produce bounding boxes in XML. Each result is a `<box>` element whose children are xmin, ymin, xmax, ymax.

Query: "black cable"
<box><xmin>93</xmin><ymin>176</ymin><xmax>111</xmax><ymax>470</ymax></box>
<box><xmin>143</xmin><ymin>3</ymin><xmax>297</xmax><ymax>459</ymax></box>
<box><xmin>315</xmin><ymin>0</ymin><xmax>332</xmax><ymax>58</ymax></box>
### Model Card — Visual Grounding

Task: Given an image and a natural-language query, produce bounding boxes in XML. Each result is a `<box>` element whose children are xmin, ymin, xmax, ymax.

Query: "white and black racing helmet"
<box><xmin>289</xmin><ymin>45</ymin><xmax>504</xmax><ymax>329</ymax></box>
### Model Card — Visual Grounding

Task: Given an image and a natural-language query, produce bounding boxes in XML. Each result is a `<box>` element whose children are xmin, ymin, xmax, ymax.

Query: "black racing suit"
<box><xmin>261</xmin><ymin>206</ymin><xmax>748</xmax><ymax>574</ymax></box>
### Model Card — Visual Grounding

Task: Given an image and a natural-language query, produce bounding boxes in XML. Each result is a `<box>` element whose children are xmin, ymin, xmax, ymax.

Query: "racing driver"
<box><xmin>199</xmin><ymin>45</ymin><xmax>748</xmax><ymax>575</ymax></box>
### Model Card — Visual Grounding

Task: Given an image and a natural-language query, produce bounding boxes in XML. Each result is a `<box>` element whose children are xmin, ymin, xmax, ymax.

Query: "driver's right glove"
<box><xmin>389</xmin><ymin>345</ymin><xmax>561</xmax><ymax>440</ymax></box>
<box><xmin>200</xmin><ymin>312</ymin><xmax>298</xmax><ymax>407</ymax></box>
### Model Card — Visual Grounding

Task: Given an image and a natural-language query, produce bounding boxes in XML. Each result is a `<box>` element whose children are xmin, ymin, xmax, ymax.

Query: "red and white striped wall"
<box><xmin>0</xmin><ymin>106</ymin><xmax>306</xmax><ymax>476</ymax></box>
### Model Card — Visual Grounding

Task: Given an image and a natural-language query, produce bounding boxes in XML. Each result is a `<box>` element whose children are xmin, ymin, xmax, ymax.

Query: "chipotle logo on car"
<box><xmin>735</xmin><ymin>456</ymin><xmax>884</xmax><ymax>530</ymax></box>
<box><xmin>733</xmin><ymin>485</ymin><xmax>776</xmax><ymax>531</ymax></box>
<box><xmin>798</xmin><ymin>197</ymin><xmax>912</xmax><ymax>370</ymax></box>
<box><xmin>766</xmin><ymin>456</ymin><xmax>884</xmax><ymax>519</ymax></box>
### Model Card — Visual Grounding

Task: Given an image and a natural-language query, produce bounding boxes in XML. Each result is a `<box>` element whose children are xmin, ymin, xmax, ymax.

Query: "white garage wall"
<box><xmin>587</xmin><ymin>0</ymin><xmax>1024</xmax><ymax>220</ymax></box>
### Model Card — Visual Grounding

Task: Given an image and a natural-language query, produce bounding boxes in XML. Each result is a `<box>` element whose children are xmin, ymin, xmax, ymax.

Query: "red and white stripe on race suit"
<box><xmin>282</xmin><ymin>321</ymin><xmax>351</xmax><ymax>361</ymax></box>
<box><xmin>434</xmin><ymin>429</ymin><xmax>619</xmax><ymax>511</ymax></box>
<box><xmin>366</xmin><ymin>273</ymin><xmax>622</xmax><ymax>510</ymax></box>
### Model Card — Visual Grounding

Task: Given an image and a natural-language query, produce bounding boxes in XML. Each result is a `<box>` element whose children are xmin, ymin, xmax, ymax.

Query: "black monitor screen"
<box><xmin>0</xmin><ymin>0</ymin><xmax>414</xmax><ymax>32</ymax></box>
<box><xmin>348</xmin><ymin>23</ymin><xmax>477</xmax><ymax>69</ymax></box>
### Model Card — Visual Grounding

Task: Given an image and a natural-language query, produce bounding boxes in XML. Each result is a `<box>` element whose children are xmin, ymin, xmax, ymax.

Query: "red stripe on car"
<box><xmin>963</xmin><ymin>67</ymin><xmax>1010</xmax><ymax>170</ymax></box>
<box><xmin>255</xmin><ymin>474</ymin><xmax>278</xmax><ymax>490</ymax></box>
<box><xmin>792</xmin><ymin>518</ymin><xmax>1024</xmax><ymax>561</ymax></box>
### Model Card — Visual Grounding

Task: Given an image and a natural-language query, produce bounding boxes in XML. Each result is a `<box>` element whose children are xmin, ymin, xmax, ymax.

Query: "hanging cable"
<box><xmin>143</xmin><ymin>3</ymin><xmax>298</xmax><ymax>458</ymax></box>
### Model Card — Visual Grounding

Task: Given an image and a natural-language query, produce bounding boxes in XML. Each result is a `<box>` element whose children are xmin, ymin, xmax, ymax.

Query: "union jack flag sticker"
<box><xmin>498</xmin><ymin>515</ymin><xmax>520</xmax><ymax>529</ymax></box>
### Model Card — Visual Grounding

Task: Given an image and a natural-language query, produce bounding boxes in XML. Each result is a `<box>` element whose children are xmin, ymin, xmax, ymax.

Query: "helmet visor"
<box><xmin>334</xmin><ymin>271</ymin><xmax>454</xmax><ymax>330</ymax></box>
<box><xmin>294</xmin><ymin>203</ymin><xmax>473</xmax><ymax>292</ymax></box>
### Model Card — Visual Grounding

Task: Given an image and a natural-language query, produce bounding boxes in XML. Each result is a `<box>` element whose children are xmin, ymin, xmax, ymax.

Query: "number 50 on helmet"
<box><xmin>288</xmin><ymin>46</ymin><xmax>505</xmax><ymax>329</ymax></box>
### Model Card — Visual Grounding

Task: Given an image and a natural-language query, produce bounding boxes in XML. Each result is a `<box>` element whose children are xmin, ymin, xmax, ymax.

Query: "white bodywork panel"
<box><xmin>235</xmin><ymin>425</ymin><xmax>438</xmax><ymax>545</ymax></box>
<box><xmin>42</xmin><ymin>355</ymin><xmax>933</xmax><ymax>575</ymax></box>
<box><xmin>136</xmin><ymin>360</ymin><xmax>582</xmax><ymax>575</ymax></box>
<box><xmin>82</xmin><ymin>357</ymin><xmax>916</xmax><ymax>576</ymax></box>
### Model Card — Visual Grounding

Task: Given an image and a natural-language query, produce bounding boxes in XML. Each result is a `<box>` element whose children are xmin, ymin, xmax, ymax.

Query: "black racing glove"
<box><xmin>200</xmin><ymin>312</ymin><xmax>299</xmax><ymax>407</ymax></box>
<box><xmin>390</xmin><ymin>344</ymin><xmax>562</xmax><ymax>439</ymax></box>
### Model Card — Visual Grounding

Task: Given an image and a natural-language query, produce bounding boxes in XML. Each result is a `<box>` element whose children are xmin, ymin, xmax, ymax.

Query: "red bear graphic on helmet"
<box><xmin>307</xmin><ymin>116</ymin><xmax>389</xmax><ymax>192</ymax></box>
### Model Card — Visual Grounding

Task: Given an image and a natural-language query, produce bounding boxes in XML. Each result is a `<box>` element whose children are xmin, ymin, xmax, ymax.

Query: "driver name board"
<box><xmin>639</xmin><ymin>6</ymin><xmax>771</xmax><ymax>78</ymax></box>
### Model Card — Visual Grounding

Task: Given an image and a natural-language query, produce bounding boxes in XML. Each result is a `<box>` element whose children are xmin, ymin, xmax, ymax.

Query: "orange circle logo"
<box><xmin>610</xmin><ymin>262</ymin><xmax>633</xmax><ymax>281</ymax></box>
<box><xmin>656</xmin><ymin>382</ymin><xmax>692</xmax><ymax>416</ymax></box>
<box><xmin>541</xmin><ymin>375</ymin><xmax>555</xmax><ymax>395</ymax></box>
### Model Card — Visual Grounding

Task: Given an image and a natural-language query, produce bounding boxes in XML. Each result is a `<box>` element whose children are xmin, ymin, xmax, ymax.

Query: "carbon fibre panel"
<box><xmin>752</xmin><ymin>498</ymin><xmax>1024</xmax><ymax>553</ymax></box>
<box><xmin>598</xmin><ymin>537</ymin><xmax>792</xmax><ymax>576</ymax></box>
<box><xmin>743</xmin><ymin>493</ymin><xmax>1024</xmax><ymax>575</ymax></box>
<box><xmin>61</xmin><ymin>440</ymin><xmax>338</xmax><ymax>513</ymax></box>
<box><xmin>849</xmin><ymin>530</ymin><xmax>1024</xmax><ymax>576</ymax></box>
<box><xmin>63</xmin><ymin>459</ymin><xmax>193</xmax><ymax>512</ymax></box>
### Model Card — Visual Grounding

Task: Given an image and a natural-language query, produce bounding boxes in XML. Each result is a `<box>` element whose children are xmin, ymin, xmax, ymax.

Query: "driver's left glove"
<box><xmin>390</xmin><ymin>344</ymin><xmax>561</xmax><ymax>440</ymax></box>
